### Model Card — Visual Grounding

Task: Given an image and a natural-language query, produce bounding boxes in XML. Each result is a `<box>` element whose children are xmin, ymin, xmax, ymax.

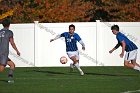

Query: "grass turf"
<box><xmin>0</xmin><ymin>66</ymin><xmax>140</xmax><ymax>93</ymax></box>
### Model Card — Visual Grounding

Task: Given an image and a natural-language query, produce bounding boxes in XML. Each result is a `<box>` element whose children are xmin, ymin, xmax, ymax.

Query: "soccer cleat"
<box><xmin>70</xmin><ymin>63</ymin><xmax>74</xmax><ymax>72</ymax></box>
<box><xmin>7</xmin><ymin>77</ymin><xmax>14</xmax><ymax>83</ymax></box>
<box><xmin>80</xmin><ymin>71</ymin><xmax>84</xmax><ymax>76</ymax></box>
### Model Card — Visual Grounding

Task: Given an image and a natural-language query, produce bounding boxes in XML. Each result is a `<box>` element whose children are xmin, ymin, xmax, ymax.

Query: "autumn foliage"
<box><xmin>93</xmin><ymin>0</ymin><xmax>140</xmax><ymax>22</ymax></box>
<box><xmin>0</xmin><ymin>0</ymin><xmax>140</xmax><ymax>23</ymax></box>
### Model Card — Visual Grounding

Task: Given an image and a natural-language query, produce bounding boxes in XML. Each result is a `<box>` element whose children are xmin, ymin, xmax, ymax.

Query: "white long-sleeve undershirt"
<box><xmin>79</xmin><ymin>40</ymin><xmax>85</xmax><ymax>47</ymax></box>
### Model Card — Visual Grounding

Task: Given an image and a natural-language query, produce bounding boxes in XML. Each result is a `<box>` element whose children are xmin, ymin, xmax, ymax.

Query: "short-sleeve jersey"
<box><xmin>0</xmin><ymin>28</ymin><xmax>13</xmax><ymax>54</ymax></box>
<box><xmin>61</xmin><ymin>32</ymin><xmax>81</xmax><ymax>52</ymax></box>
<box><xmin>116</xmin><ymin>32</ymin><xmax>138</xmax><ymax>52</ymax></box>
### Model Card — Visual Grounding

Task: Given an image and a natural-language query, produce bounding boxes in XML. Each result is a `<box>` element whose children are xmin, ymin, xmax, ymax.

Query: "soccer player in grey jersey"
<box><xmin>0</xmin><ymin>19</ymin><xmax>20</xmax><ymax>83</ymax></box>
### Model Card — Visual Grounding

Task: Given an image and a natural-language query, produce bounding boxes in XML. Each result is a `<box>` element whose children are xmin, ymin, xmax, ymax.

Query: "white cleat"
<box><xmin>7</xmin><ymin>77</ymin><xmax>14</xmax><ymax>83</ymax></box>
<box><xmin>80</xmin><ymin>71</ymin><xmax>84</xmax><ymax>76</ymax></box>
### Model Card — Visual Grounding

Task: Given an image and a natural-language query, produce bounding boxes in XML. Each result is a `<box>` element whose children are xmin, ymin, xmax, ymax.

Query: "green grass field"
<box><xmin>0</xmin><ymin>66</ymin><xmax>140</xmax><ymax>93</ymax></box>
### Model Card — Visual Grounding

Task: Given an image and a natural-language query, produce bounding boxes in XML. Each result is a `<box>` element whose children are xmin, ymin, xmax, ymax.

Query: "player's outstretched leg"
<box><xmin>7</xmin><ymin>59</ymin><xmax>15</xmax><ymax>83</ymax></box>
<box><xmin>74</xmin><ymin>62</ymin><xmax>84</xmax><ymax>76</ymax></box>
<box><xmin>70</xmin><ymin>56</ymin><xmax>84</xmax><ymax>76</ymax></box>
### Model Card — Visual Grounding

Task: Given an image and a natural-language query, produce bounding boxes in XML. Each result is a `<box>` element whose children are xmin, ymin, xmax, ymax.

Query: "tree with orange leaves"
<box><xmin>1</xmin><ymin>0</ymin><xmax>140</xmax><ymax>23</ymax></box>
<box><xmin>91</xmin><ymin>0</ymin><xmax>140</xmax><ymax>22</ymax></box>
<box><xmin>11</xmin><ymin>0</ymin><xmax>93</xmax><ymax>23</ymax></box>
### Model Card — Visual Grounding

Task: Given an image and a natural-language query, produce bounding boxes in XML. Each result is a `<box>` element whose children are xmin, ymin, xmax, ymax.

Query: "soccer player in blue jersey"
<box><xmin>109</xmin><ymin>25</ymin><xmax>140</xmax><ymax>71</ymax></box>
<box><xmin>50</xmin><ymin>24</ymin><xmax>85</xmax><ymax>75</ymax></box>
<box><xmin>0</xmin><ymin>19</ymin><xmax>20</xmax><ymax>83</ymax></box>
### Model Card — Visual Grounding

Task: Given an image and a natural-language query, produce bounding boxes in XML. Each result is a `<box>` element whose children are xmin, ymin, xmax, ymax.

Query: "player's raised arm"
<box><xmin>79</xmin><ymin>40</ymin><xmax>85</xmax><ymax>50</ymax></box>
<box><xmin>50</xmin><ymin>34</ymin><xmax>61</xmax><ymax>42</ymax></box>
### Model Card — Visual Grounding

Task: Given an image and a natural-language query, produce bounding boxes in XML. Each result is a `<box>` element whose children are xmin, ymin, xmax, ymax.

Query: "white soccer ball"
<box><xmin>60</xmin><ymin>56</ymin><xmax>68</xmax><ymax>64</ymax></box>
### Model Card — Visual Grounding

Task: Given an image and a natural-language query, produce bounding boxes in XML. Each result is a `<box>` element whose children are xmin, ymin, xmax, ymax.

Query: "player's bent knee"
<box><xmin>10</xmin><ymin>63</ymin><xmax>15</xmax><ymax>70</ymax></box>
<box><xmin>74</xmin><ymin>59</ymin><xmax>79</xmax><ymax>64</ymax></box>
<box><xmin>70</xmin><ymin>57</ymin><xmax>76</xmax><ymax>62</ymax></box>
<box><xmin>124</xmin><ymin>62</ymin><xmax>128</xmax><ymax>66</ymax></box>
<box><xmin>8</xmin><ymin>61</ymin><xmax>15</xmax><ymax>70</ymax></box>
<box><xmin>72</xmin><ymin>58</ymin><xmax>78</xmax><ymax>64</ymax></box>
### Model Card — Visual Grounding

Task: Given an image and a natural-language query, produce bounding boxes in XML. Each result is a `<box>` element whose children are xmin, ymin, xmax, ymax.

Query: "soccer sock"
<box><xmin>8</xmin><ymin>69</ymin><xmax>14</xmax><ymax>77</ymax></box>
<box><xmin>70</xmin><ymin>63</ymin><xmax>74</xmax><ymax>68</ymax></box>
<box><xmin>74</xmin><ymin>62</ymin><xmax>82</xmax><ymax>72</ymax></box>
<box><xmin>133</xmin><ymin>65</ymin><xmax>140</xmax><ymax>71</ymax></box>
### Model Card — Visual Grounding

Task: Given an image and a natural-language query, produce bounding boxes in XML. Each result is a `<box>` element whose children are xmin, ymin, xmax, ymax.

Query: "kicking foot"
<box><xmin>80</xmin><ymin>71</ymin><xmax>84</xmax><ymax>76</ymax></box>
<box><xmin>7</xmin><ymin>77</ymin><xmax>14</xmax><ymax>83</ymax></box>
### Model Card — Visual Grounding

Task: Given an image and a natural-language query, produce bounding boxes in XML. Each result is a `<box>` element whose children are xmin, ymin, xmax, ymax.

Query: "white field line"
<box><xmin>121</xmin><ymin>89</ymin><xmax>140</xmax><ymax>93</ymax></box>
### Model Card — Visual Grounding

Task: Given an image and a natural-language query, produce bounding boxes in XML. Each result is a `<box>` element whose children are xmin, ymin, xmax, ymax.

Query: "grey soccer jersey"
<box><xmin>0</xmin><ymin>28</ymin><xmax>13</xmax><ymax>65</ymax></box>
<box><xmin>0</xmin><ymin>28</ymin><xmax>13</xmax><ymax>54</ymax></box>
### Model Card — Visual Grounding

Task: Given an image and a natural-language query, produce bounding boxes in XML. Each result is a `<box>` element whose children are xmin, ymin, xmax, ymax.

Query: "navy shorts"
<box><xmin>0</xmin><ymin>53</ymin><xmax>8</xmax><ymax>66</ymax></box>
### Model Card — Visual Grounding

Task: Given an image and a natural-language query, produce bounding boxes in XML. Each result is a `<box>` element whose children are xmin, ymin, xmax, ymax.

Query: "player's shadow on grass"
<box><xmin>85</xmin><ymin>72</ymin><xmax>137</xmax><ymax>77</ymax></box>
<box><xmin>0</xmin><ymin>80</ymin><xmax>8</xmax><ymax>83</ymax></box>
<box><xmin>33</xmin><ymin>70</ymin><xmax>65</xmax><ymax>75</ymax></box>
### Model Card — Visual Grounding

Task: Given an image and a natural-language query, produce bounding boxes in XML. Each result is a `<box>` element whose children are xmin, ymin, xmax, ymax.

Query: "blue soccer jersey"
<box><xmin>116</xmin><ymin>32</ymin><xmax>138</xmax><ymax>52</ymax></box>
<box><xmin>61</xmin><ymin>32</ymin><xmax>81</xmax><ymax>52</ymax></box>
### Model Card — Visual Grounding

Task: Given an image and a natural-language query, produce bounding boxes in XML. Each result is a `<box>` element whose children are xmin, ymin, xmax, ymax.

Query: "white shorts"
<box><xmin>124</xmin><ymin>49</ymin><xmax>137</xmax><ymax>61</ymax></box>
<box><xmin>67</xmin><ymin>51</ymin><xmax>79</xmax><ymax>60</ymax></box>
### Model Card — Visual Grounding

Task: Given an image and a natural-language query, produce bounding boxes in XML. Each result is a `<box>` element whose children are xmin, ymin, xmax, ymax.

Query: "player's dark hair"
<box><xmin>69</xmin><ymin>24</ymin><xmax>75</xmax><ymax>29</ymax></box>
<box><xmin>2</xmin><ymin>19</ymin><xmax>10</xmax><ymax>27</ymax></box>
<box><xmin>111</xmin><ymin>25</ymin><xmax>119</xmax><ymax>31</ymax></box>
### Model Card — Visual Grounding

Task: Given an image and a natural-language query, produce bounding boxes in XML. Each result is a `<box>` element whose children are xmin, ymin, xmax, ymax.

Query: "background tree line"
<box><xmin>0</xmin><ymin>0</ymin><xmax>140</xmax><ymax>23</ymax></box>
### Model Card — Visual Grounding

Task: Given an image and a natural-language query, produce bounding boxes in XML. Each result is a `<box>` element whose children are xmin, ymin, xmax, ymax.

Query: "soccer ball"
<box><xmin>60</xmin><ymin>56</ymin><xmax>68</xmax><ymax>64</ymax></box>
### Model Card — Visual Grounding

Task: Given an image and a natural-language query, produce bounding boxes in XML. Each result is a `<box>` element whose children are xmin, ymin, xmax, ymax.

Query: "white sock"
<box><xmin>74</xmin><ymin>62</ymin><xmax>82</xmax><ymax>72</ymax></box>
<box><xmin>133</xmin><ymin>65</ymin><xmax>140</xmax><ymax>71</ymax></box>
<box><xmin>70</xmin><ymin>63</ymin><xmax>74</xmax><ymax>68</ymax></box>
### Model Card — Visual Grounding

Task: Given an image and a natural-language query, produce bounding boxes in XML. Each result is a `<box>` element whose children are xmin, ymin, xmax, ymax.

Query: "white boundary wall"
<box><xmin>0</xmin><ymin>24</ymin><xmax>35</xmax><ymax>67</ymax></box>
<box><xmin>34</xmin><ymin>22</ymin><xmax>97</xmax><ymax>67</ymax></box>
<box><xmin>0</xmin><ymin>21</ymin><xmax>140</xmax><ymax>67</ymax></box>
<box><xmin>99</xmin><ymin>22</ymin><xmax>140</xmax><ymax>66</ymax></box>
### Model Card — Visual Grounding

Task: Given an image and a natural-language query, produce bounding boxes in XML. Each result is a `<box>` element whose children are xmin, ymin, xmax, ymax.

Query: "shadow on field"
<box><xmin>33</xmin><ymin>70</ymin><xmax>65</xmax><ymax>75</ymax></box>
<box><xmin>85</xmin><ymin>72</ymin><xmax>137</xmax><ymax>77</ymax></box>
<box><xmin>0</xmin><ymin>80</ymin><xmax>8</xmax><ymax>83</ymax></box>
